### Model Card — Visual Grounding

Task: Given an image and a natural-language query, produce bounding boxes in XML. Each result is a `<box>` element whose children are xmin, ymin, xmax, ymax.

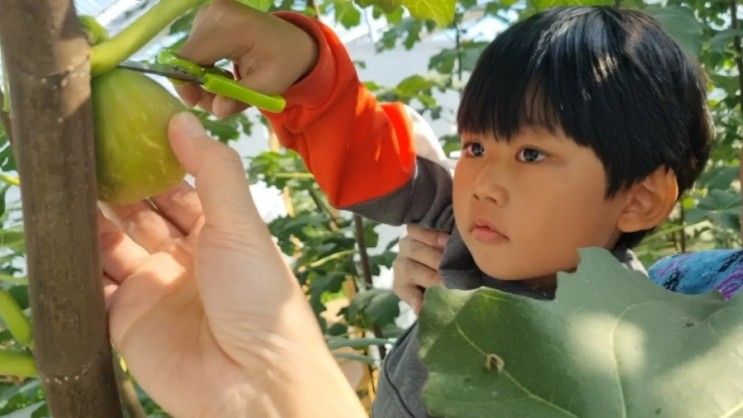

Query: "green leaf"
<box><xmin>709</xmin><ymin>29</ymin><xmax>743</xmax><ymax>53</ymax></box>
<box><xmin>326</xmin><ymin>336</ymin><xmax>394</xmax><ymax>350</ymax></box>
<box><xmin>419</xmin><ymin>248</ymin><xmax>743</xmax><ymax>418</ymax></box>
<box><xmin>308</xmin><ymin>272</ymin><xmax>346</xmax><ymax>314</ymax></box>
<box><xmin>644</xmin><ymin>6</ymin><xmax>704</xmax><ymax>57</ymax></box>
<box><xmin>233</xmin><ymin>0</ymin><xmax>274</xmax><ymax>12</ymax></box>
<box><xmin>711</xmin><ymin>73</ymin><xmax>740</xmax><ymax>97</ymax></box>
<box><xmin>323</xmin><ymin>0</ymin><xmax>362</xmax><ymax>28</ymax></box>
<box><xmin>532</xmin><ymin>0</ymin><xmax>612</xmax><ymax>9</ymax></box>
<box><xmin>355</xmin><ymin>0</ymin><xmax>402</xmax><ymax>13</ymax></box>
<box><xmin>402</xmin><ymin>0</ymin><xmax>455</xmax><ymax>26</ymax></box>
<box><xmin>697</xmin><ymin>165</ymin><xmax>739</xmax><ymax>190</ymax></box>
<box><xmin>168</xmin><ymin>7</ymin><xmax>197</xmax><ymax>34</ymax></box>
<box><xmin>345</xmin><ymin>289</ymin><xmax>400</xmax><ymax>328</ymax></box>
<box><xmin>0</xmin><ymin>228</ymin><xmax>23</xmax><ymax>248</ymax></box>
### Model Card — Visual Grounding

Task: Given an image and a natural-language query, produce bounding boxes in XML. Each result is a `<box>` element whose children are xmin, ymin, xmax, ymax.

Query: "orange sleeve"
<box><xmin>262</xmin><ymin>12</ymin><xmax>416</xmax><ymax>208</ymax></box>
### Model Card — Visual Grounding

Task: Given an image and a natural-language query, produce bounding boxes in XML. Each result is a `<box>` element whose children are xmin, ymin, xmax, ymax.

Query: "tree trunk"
<box><xmin>0</xmin><ymin>2</ymin><xmax>122</xmax><ymax>416</ymax></box>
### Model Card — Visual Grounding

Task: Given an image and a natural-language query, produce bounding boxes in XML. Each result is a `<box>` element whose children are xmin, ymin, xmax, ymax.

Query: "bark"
<box><xmin>0</xmin><ymin>1</ymin><xmax>122</xmax><ymax>416</ymax></box>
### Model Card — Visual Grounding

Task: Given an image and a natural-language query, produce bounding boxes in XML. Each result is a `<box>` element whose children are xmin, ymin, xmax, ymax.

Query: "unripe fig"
<box><xmin>92</xmin><ymin>69</ymin><xmax>186</xmax><ymax>204</ymax></box>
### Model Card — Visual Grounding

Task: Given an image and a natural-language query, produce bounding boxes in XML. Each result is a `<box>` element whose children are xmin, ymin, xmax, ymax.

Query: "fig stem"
<box><xmin>90</xmin><ymin>0</ymin><xmax>206</xmax><ymax>76</ymax></box>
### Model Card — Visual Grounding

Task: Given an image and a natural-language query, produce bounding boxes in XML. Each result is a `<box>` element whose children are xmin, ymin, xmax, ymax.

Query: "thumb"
<box><xmin>168</xmin><ymin>112</ymin><xmax>266</xmax><ymax>236</ymax></box>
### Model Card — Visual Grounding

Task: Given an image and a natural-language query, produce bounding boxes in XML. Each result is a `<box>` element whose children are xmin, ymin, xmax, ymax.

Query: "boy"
<box><xmin>177</xmin><ymin>5</ymin><xmax>711</xmax><ymax>417</ymax></box>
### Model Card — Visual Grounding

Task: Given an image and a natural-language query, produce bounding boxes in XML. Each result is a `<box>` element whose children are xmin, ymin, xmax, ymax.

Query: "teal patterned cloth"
<box><xmin>648</xmin><ymin>249</ymin><xmax>743</xmax><ymax>299</ymax></box>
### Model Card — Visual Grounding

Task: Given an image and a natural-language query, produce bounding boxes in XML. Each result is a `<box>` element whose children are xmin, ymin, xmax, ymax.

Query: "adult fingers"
<box><xmin>98</xmin><ymin>211</ymin><xmax>149</xmax><ymax>282</ymax></box>
<box><xmin>102</xmin><ymin>275</ymin><xmax>118</xmax><ymax>310</ymax></box>
<box><xmin>168</xmin><ymin>111</ymin><xmax>270</xmax><ymax>243</ymax></box>
<box><xmin>167</xmin><ymin>111</ymin><xmax>303</xmax><ymax>344</ymax></box>
<box><xmin>102</xmin><ymin>201</ymin><xmax>184</xmax><ymax>254</ymax></box>
<box><xmin>150</xmin><ymin>181</ymin><xmax>203</xmax><ymax>235</ymax></box>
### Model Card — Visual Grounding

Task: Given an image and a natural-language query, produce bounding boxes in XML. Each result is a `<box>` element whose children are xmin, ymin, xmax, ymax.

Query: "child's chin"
<box><xmin>474</xmin><ymin>261</ymin><xmax>533</xmax><ymax>281</ymax></box>
<box><xmin>473</xmin><ymin>258</ymin><xmax>560</xmax><ymax>284</ymax></box>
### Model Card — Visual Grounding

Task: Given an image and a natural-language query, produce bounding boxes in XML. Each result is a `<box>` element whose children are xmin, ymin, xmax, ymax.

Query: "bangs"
<box><xmin>458</xmin><ymin>7</ymin><xmax>637</xmax><ymax>145</ymax></box>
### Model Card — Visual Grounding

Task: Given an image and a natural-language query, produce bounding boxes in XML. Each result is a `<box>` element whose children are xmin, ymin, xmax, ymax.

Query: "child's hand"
<box><xmin>175</xmin><ymin>0</ymin><xmax>318</xmax><ymax>117</ymax></box>
<box><xmin>392</xmin><ymin>225</ymin><xmax>449</xmax><ymax>313</ymax></box>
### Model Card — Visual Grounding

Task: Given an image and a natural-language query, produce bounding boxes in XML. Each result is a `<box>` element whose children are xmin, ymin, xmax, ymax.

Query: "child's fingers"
<box><xmin>212</xmin><ymin>95</ymin><xmax>249</xmax><ymax>119</ymax></box>
<box><xmin>405</xmin><ymin>224</ymin><xmax>449</xmax><ymax>249</ymax></box>
<box><xmin>399</xmin><ymin>233</ymin><xmax>445</xmax><ymax>271</ymax></box>
<box><xmin>102</xmin><ymin>200</ymin><xmax>184</xmax><ymax>255</ymax></box>
<box><xmin>178</xmin><ymin>0</ymin><xmax>262</xmax><ymax>66</ymax></box>
<box><xmin>195</xmin><ymin>91</ymin><xmax>217</xmax><ymax>114</ymax></box>
<box><xmin>394</xmin><ymin>256</ymin><xmax>442</xmax><ymax>289</ymax></box>
<box><xmin>393</xmin><ymin>280</ymin><xmax>424</xmax><ymax>314</ymax></box>
<box><xmin>150</xmin><ymin>181</ymin><xmax>203</xmax><ymax>235</ymax></box>
<box><xmin>174</xmin><ymin>82</ymin><xmax>201</xmax><ymax>108</ymax></box>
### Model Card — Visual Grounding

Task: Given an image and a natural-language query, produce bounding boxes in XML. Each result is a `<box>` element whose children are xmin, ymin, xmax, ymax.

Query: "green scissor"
<box><xmin>118</xmin><ymin>49</ymin><xmax>286</xmax><ymax>113</ymax></box>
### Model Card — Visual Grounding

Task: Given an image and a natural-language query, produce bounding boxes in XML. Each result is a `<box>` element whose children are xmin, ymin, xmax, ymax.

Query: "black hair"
<box><xmin>457</xmin><ymin>6</ymin><xmax>712</xmax><ymax>249</ymax></box>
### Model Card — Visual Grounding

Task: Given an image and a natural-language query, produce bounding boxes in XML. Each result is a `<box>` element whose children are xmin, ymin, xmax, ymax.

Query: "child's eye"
<box><xmin>517</xmin><ymin>147</ymin><xmax>546</xmax><ymax>162</ymax></box>
<box><xmin>463</xmin><ymin>142</ymin><xmax>485</xmax><ymax>157</ymax></box>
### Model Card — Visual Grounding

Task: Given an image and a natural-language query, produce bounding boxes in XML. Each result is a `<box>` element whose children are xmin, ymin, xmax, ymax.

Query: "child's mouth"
<box><xmin>471</xmin><ymin>219</ymin><xmax>509</xmax><ymax>243</ymax></box>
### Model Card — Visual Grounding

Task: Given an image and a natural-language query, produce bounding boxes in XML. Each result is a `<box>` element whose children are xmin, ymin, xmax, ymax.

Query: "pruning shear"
<box><xmin>118</xmin><ymin>49</ymin><xmax>286</xmax><ymax>113</ymax></box>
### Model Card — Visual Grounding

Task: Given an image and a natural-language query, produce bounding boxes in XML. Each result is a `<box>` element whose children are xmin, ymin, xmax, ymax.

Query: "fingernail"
<box><xmin>173</xmin><ymin>112</ymin><xmax>205</xmax><ymax>137</ymax></box>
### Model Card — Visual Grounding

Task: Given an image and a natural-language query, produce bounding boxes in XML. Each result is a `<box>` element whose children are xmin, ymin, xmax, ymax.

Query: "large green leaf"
<box><xmin>644</xmin><ymin>6</ymin><xmax>704</xmax><ymax>57</ymax></box>
<box><xmin>419</xmin><ymin>248</ymin><xmax>743</xmax><ymax>418</ymax></box>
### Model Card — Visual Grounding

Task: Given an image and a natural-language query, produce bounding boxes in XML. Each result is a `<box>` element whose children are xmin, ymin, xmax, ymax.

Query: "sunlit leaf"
<box><xmin>402</xmin><ymin>0</ymin><xmax>455</xmax><ymax>26</ymax></box>
<box><xmin>420</xmin><ymin>248</ymin><xmax>743</xmax><ymax>418</ymax></box>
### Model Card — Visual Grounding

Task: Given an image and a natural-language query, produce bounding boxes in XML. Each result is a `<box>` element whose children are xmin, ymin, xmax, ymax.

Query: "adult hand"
<box><xmin>392</xmin><ymin>225</ymin><xmax>449</xmax><ymax>313</ymax></box>
<box><xmin>100</xmin><ymin>112</ymin><xmax>364</xmax><ymax>417</ymax></box>
<box><xmin>175</xmin><ymin>0</ymin><xmax>318</xmax><ymax>118</ymax></box>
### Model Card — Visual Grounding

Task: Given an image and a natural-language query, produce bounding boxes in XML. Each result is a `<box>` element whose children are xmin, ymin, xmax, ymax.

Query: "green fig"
<box><xmin>91</xmin><ymin>68</ymin><xmax>186</xmax><ymax>204</ymax></box>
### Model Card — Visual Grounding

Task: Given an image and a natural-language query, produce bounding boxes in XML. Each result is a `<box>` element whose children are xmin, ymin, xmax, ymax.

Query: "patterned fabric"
<box><xmin>648</xmin><ymin>249</ymin><xmax>743</xmax><ymax>300</ymax></box>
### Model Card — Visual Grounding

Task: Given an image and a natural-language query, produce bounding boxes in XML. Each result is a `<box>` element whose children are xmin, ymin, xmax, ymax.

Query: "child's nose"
<box><xmin>472</xmin><ymin>165</ymin><xmax>508</xmax><ymax>207</ymax></box>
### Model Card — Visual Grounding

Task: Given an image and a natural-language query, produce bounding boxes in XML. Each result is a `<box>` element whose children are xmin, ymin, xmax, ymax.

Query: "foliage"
<box><xmin>0</xmin><ymin>0</ymin><xmax>742</xmax><ymax>415</ymax></box>
<box><xmin>420</xmin><ymin>248</ymin><xmax>743</xmax><ymax>417</ymax></box>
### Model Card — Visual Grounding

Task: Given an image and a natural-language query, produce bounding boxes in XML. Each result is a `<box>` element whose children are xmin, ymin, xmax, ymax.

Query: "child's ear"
<box><xmin>617</xmin><ymin>167</ymin><xmax>679</xmax><ymax>233</ymax></box>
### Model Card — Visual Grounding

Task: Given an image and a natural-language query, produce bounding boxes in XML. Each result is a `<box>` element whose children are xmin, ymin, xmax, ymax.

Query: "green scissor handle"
<box><xmin>157</xmin><ymin>50</ymin><xmax>286</xmax><ymax>113</ymax></box>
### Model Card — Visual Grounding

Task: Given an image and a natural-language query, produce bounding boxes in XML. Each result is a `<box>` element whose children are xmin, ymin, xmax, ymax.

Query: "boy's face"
<box><xmin>453</xmin><ymin>126</ymin><xmax>630</xmax><ymax>287</ymax></box>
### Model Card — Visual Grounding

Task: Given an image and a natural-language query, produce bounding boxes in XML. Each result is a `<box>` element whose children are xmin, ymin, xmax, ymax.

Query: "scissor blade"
<box><xmin>117</xmin><ymin>61</ymin><xmax>201</xmax><ymax>83</ymax></box>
